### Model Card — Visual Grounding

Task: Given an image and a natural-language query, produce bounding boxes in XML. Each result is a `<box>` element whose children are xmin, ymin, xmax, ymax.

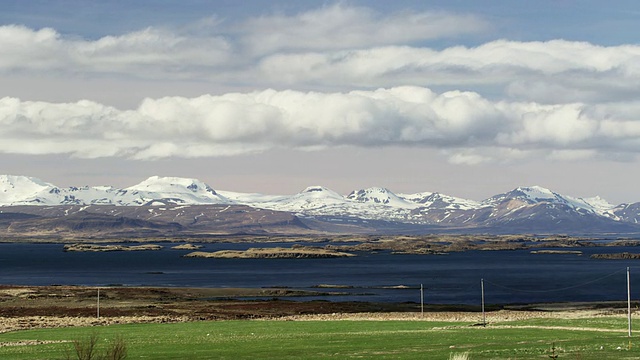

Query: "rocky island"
<box><xmin>63</xmin><ymin>244</ymin><xmax>163</xmax><ymax>252</ymax></box>
<box><xmin>184</xmin><ymin>246</ymin><xmax>354</xmax><ymax>259</ymax></box>
<box><xmin>590</xmin><ymin>252</ymin><xmax>640</xmax><ymax>260</ymax></box>
<box><xmin>170</xmin><ymin>243</ymin><xmax>203</xmax><ymax>250</ymax></box>
<box><xmin>530</xmin><ymin>250</ymin><xmax>583</xmax><ymax>255</ymax></box>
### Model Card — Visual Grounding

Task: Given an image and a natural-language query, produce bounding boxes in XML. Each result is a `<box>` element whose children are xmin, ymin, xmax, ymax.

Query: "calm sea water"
<box><xmin>0</xmin><ymin>242</ymin><xmax>638</xmax><ymax>305</ymax></box>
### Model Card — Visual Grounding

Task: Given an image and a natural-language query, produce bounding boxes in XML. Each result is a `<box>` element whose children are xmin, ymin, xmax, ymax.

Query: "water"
<box><xmin>0</xmin><ymin>242</ymin><xmax>638</xmax><ymax>305</ymax></box>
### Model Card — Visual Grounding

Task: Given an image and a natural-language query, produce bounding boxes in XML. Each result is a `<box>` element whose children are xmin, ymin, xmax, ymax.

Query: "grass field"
<box><xmin>1</xmin><ymin>317</ymin><xmax>639</xmax><ymax>359</ymax></box>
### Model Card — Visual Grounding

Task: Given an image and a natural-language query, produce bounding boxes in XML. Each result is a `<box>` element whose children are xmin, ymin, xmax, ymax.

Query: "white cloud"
<box><xmin>2</xmin><ymin>87</ymin><xmax>640</xmax><ymax>162</ymax></box>
<box><xmin>0</xmin><ymin>26</ymin><xmax>66</xmax><ymax>70</ymax></box>
<box><xmin>0</xmin><ymin>4</ymin><xmax>487</xmax><ymax>79</ymax></box>
<box><xmin>447</xmin><ymin>152</ymin><xmax>492</xmax><ymax>165</ymax></box>
<box><xmin>257</xmin><ymin>40</ymin><xmax>640</xmax><ymax>103</ymax></box>
<box><xmin>2</xmin><ymin>8</ymin><xmax>640</xmax><ymax>107</ymax></box>
<box><xmin>237</xmin><ymin>3</ymin><xmax>488</xmax><ymax>54</ymax></box>
<box><xmin>0</xmin><ymin>25</ymin><xmax>231</xmax><ymax>77</ymax></box>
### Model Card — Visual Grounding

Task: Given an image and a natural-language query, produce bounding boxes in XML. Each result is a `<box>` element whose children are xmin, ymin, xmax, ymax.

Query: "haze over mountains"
<box><xmin>1</xmin><ymin>175</ymin><xmax>639</xmax><ymax>236</ymax></box>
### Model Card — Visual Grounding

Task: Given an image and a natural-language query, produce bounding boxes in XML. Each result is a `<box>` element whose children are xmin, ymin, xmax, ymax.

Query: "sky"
<box><xmin>1</xmin><ymin>0</ymin><xmax>640</xmax><ymax>204</ymax></box>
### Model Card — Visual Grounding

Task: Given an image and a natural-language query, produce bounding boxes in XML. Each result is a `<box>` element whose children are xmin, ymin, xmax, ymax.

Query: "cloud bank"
<box><xmin>0</xmin><ymin>4</ymin><xmax>485</xmax><ymax>77</ymax></box>
<box><xmin>2</xmin><ymin>3</ymin><xmax>639</xmax><ymax>166</ymax></box>
<box><xmin>257</xmin><ymin>40</ymin><xmax>640</xmax><ymax>103</ymax></box>
<box><xmin>2</xmin><ymin>87</ymin><xmax>639</xmax><ymax>162</ymax></box>
<box><xmin>2</xmin><ymin>22</ymin><xmax>640</xmax><ymax>105</ymax></box>
<box><xmin>237</xmin><ymin>4</ymin><xmax>488</xmax><ymax>54</ymax></box>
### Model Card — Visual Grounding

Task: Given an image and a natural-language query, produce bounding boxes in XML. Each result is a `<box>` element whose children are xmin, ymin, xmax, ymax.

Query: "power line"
<box><xmin>483</xmin><ymin>268</ymin><xmax>628</xmax><ymax>294</ymax></box>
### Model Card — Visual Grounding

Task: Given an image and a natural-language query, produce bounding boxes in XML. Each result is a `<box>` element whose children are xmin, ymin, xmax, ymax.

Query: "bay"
<box><xmin>0</xmin><ymin>242</ymin><xmax>638</xmax><ymax>305</ymax></box>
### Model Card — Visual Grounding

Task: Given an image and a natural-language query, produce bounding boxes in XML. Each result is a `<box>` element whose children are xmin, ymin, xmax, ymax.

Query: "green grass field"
<box><xmin>1</xmin><ymin>317</ymin><xmax>639</xmax><ymax>359</ymax></box>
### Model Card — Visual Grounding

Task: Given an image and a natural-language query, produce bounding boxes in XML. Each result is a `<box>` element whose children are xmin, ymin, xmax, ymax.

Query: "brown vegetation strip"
<box><xmin>0</xmin><ymin>339</ymin><xmax>69</xmax><ymax>347</ymax></box>
<box><xmin>0</xmin><ymin>316</ymin><xmax>186</xmax><ymax>334</ymax></box>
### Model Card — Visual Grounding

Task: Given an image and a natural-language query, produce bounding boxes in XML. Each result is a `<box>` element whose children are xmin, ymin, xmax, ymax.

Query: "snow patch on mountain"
<box><xmin>123</xmin><ymin>176</ymin><xmax>231</xmax><ymax>205</ymax></box>
<box><xmin>578</xmin><ymin>196</ymin><xmax>617</xmax><ymax>218</ymax></box>
<box><xmin>257</xmin><ymin>186</ymin><xmax>352</xmax><ymax>212</ymax></box>
<box><xmin>223</xmin><ymin>186</ymin><xmax>417</xmax><ymax>222</ymax></box>
<box><xmin>216</xmin><ymin>190</ymin><xmax>284</xmax><ymax>204</ymax></box>
<box><xmin>347</xmin><ymin>187</ymin><xmax>417</xmax><ymax>209</ymax></box>
<box><xmin>127</xmin><ymin>176</ymin><xmax>216</xmax><ymax>194</ymax></box>
<box><xmin>398</xmin><ymin>191</ymin><xmax>481</xmax><ymax>210</ymax></box>
<box><xmin>0</xmin><ymin>175</ymin><xmax>56</xmax><ymax>205</ymax></box>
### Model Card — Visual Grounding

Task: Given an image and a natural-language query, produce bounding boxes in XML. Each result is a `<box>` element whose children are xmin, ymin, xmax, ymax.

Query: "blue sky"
<box><xmin>4</xmin><ymin>0</ymin><xmax>638</xmax><ymax>45</ymax></box>
<box><xmin>1</xmin><ymin>1</ymin><xmax>640</xmax><ymax>203</ymax></box>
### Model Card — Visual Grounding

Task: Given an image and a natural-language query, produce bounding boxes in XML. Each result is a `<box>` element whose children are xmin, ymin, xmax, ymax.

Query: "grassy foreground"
<box><xmin>1</xmin><ymin>318</ymin><xmax>640</xmax><ymax>359</ymax></box>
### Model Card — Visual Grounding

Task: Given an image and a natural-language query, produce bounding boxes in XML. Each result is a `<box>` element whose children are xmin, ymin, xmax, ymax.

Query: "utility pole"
<box><xmin>628</xmin><ymin>267</ymin><xmax>632</xmax><ymax>338</ymax></box>
<box><xmin>481</xmin><ymin>279</ymin><xmax>486</xmax><ymax>327</ymax></box>
<box><xmin>97</xmin><ymin>288</ymin><xmax>100</xmax><ymax>319</ymax></box>
<box><xmin>420</xmin><ymin>284</ymin><xmax>424</xmax><ymax>318</ymax></box>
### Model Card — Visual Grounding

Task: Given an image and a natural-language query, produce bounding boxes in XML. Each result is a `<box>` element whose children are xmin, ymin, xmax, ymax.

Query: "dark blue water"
<box><xmin>0</xmin><ymin>242</ymin><xmax>638</xmax><ymax>305</ymax></box>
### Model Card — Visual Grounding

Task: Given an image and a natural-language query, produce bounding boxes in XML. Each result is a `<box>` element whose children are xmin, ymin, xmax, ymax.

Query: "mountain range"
<box><xmin>1</xmin><ymin>175</ymin><xmax>639</xmax><ymax>237</ymax></box>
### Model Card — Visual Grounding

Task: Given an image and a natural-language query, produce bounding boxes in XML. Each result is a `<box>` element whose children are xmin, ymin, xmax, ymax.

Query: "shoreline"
<box><xmin>0</xmin><ymin>284</ymin><xmax>637</xmax><ymax>334</ymax></box>
<box><xmin>4</xmin><ymin>235</ymin><xmax>640</xmax><ymax>258</ymax></box>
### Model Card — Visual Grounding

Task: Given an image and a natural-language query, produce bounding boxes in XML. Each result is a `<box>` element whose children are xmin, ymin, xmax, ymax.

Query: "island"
<box><xmin>183</xmin><ymin>246</ymin><xmax>355</xmax><ymax>259</ymax></box>
<box><xmin>530</xmin><ymin>250</ymin><xmax>583</xmax><ymax>255</ymax></box>
<box><xmin>171</xmin><ymin>243</ymin><xmax>203</xmax><ymax>250</ymax></box>
<box><xmin>63</xmin><ymin>244</ymin><xmax>163</xmax><ymax>252</ymax></box>
<box><xmin>590</xmin><ymin>252</ymin><xmax>640</xmax><ymax>260</ymax></box>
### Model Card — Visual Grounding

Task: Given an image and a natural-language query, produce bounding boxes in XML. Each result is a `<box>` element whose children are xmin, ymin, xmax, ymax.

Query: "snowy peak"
<box><xmin>515</xmin><ymin>186</ymin><xmax>559</xmax><ymax>202</ymax></box>
<box><xmin>123</xmin><ymin>176</ymin><xmax>228</xmax><ymax>205</ymax></box>
<box><xmin>396</xmin><ymin>191</ymin><xmax>433</xmax><ymax>203</ymax></box>
<box><xmin>484</xmin><ymin>186</ymin><xmax>565</xmax><ymax>206</ymax></box>
<box><xmin>0</xmin><ymin>175</ymin><xmax>55</xmax><ymax>193</ymax></box>
<box><xmin>127</xmin><ymin>176</ymin><xmax>218</xmax><ymax>195</ymax></box>
<box><xmin>347</xmin><ymin>187</ymin><xmax>415</xmax><ymax>208</ymax></box>
<box><xmin>398</xmin><ymin>191</ymin><xmax>481</xmax><ymax>210</ymax></box>
<box><xmin>295</xmin><ymin>186</ymin><xmax>344</xmax><ymax>200</ymax></box>
<box><xmin>485</xmin><ymin>186</ymin><xmax>558</xmax><ymax>205</ymax></box>
<box><xmin>0</xmin><ymin>175</ymin><xmax>57</xmax><ymax>205</ymax></box>
<box><xmin>255</xmin><ymin>185</ymin><xmax>348</xmax><ymax>213</ymax></box>
<box><xmin>483</xmin><ymin>185</ymin><xmax>616</xmax><ymax>217</ymax></box>
<box><xmin>302</xmin><ymin>185</ymin><xmax>338</xmax><ymax>194</ymax></box>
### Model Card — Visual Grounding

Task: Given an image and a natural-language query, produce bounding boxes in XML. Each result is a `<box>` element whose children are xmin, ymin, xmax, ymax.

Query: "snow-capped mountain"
<box><xmin>225</xmin><ymin>186</ymin><xmax>417</xmax><ymax>222</ymax></box>
<box><xmin>482</xmin><ymin>186</ymin><xmax>617</xmax><ymax>218</ymax></box>
<box><xmin>614</xmin><ymin>203</ymin><xmax>640</xmax><ymax>224</ymax></box>
<box><xmin>398</xmin><ymin>191</ymin><xmax>481</xmax><ymax>210</ymax></box>
<box><xmin>221</xmin><ymin>186</ymin><xmax>347</xmax><ymax>213</ymax></box>
<box><xmin>122</xmin><ymin>176</ymin><xmax>232</xmax><ymax>206</ymax></box>
<box><xmin>0</xmin><ymin>175</ymin><xmax>233</xmax><ymax>207</ymax></box>
<box><xmin>347</xmin><ymin>187</ymin><xmax>417</xmax><ymax>209</ymax></box>
<box><xmin>269</xmin><ymin>186</ymin><xmax>348</xmax><ymax>211</ymax></box>
<box><xmin>0</xmin><ymin>175</ymin><xmax>57</xmax><ymax>205</ymax></box>
<box><xmin>2</xmin><ymin>175</ymin><xmax>640</xmax><ymax>234</ymax></box>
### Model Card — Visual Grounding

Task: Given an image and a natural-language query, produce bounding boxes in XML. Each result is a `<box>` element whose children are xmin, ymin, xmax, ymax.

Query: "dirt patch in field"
<box><xmin>0</xmin><ymin>315</ymin><xmax>187</xmax><ymax>334</ymax></box>
<box><xmin>0</xmin><ymin>339</ymin><xmax>69</xmax><ymax>347</ymax></box>
<box><xmin>277</xmin><ymin>308</ymin><xmax>621</xmax><ymax>322</ymax></box>
<box><xmin>0</xmin><ymin>289</ymin><xmax>36</xmax><ymax>297</ymax></box>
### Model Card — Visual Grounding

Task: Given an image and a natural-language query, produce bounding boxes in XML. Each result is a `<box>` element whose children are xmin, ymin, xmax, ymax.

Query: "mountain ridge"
<box><xmin>1</xmin><ymin>175</ymin><xmax>639</xmax><ymax>235</ymax></box>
